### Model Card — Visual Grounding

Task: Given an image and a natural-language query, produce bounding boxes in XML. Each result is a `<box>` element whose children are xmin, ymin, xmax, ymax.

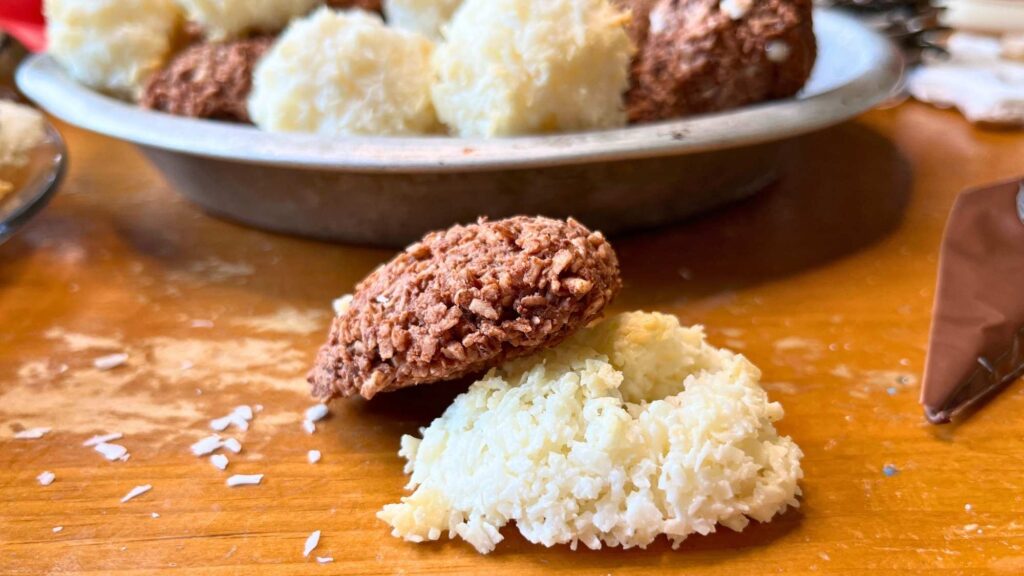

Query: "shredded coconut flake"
<box><xmin>151</xmin><ymin>512</ymin><xmax>160</xmax><ymax>518</ymax></box>
<box><xmin>302</xmin><ymin>420</ymin><xmax>316</xmax><ymax>435</ymax></box>
<box><xmin>222</xmin><ymin>438</ymin><xmax>243</xmax><ymax>454</ymax></box>
<box><xmin>211</xmin><ymin>406</ymin><xmax>254</xmax><ymax>432</ymax></box>
<box><xmin>226</xmin><ymin>474</ymin><xmax>263</xmax><ymax>487</ymax></box>
<box><xmin>211</xmin><ymin>454</ymin><xmax>229</xmax><ymax>470</ymax></box>
<box><xmin>94</xmin><ymin>443</ymin><xmax>129</xmax><ymax>462</ymax></box>
<box><xmin>766</xmin><ymin>40</ymin><xmax>792</xmax><ymax>63</ymax></box>
<box><xmin>210</xmin><ymin>416</ymin><xmax>233</xmax><ymax>432</ymax></box>
<box><xmin>93</xmin><ymin>353</ymin><xmax>129</xmax><ymax>371</ymax></box>
<box><xmin>53</xmin><ymin>526</ymin><xmax>63</xmax><ymax>533</ymax></box>
<box><xmin>15</xmin><ymin>427</ymin><xmax>51</xmax><ymax>439</ymax></box>
<box><xmin>305</xmin><ymin>404</ymin><xmax>329</xmax><ymax>423</ymax></box>
<box><xmin>308</xmin><ymin>450</ymin><xmax>322</xmax><ymax>464</ymax></box>
<box><xmin>37</xmin><ymin>471</ymin><xmax>56</xmax><ymax>486</ymax></box>
<box><xmin>332</xmin><ymin>294</ymin><xmax>353</xmax><ymax>316</ymax></box>
<box><xmin>304</xmin><ymin>530</ymin><xmax>321</xmax><ymax>557</ymax></box>
<box><xmin>191</xmin><ymin>435</ymin><xmax>223</xmax><ymax>456</ymax></box>
<box><xmin>121</xmin><ymin>484</ymin><xmax>152</xmax><ymax>503</ymax></box>
<box><xmin>316</xmin><ymin>556</ymin><xmax>334</xmax><ymax>564</ymax></box>
<box><xmin>83</xmin><ymin>432</ymin><xmax>123</xmax><ymax>447</ymax></box>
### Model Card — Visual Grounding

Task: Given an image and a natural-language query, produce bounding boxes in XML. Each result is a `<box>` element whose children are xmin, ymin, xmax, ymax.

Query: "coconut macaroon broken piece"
<box><xmin>309</xmin><ymin>216</ymin><xmax>621</xmax><ymax>400</ymax></box>
<box><xmin>379</xmin><ymin>311</ymin><xmax>804</xmax><ymax>553</ymax></box>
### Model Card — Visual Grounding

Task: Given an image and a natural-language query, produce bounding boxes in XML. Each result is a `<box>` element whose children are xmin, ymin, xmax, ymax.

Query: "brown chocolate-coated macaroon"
<box><xmin>326</xmin><ymin>0</ymin><xmax>382</xmax><ymax>10</ymax></box>
<box><xmin>620</xmin><ymin>0</ymin><xmax>817</xmax><ymax>123</ymax></box>
<box><xmin>309</xmin><ymin>216</ymin><xmax>622</xmax><ymax>400</ymax></box>
<box><xmin>141</xmin><ymin>36</ymin><xmax>274</xmax><ymax>123</ymax></box>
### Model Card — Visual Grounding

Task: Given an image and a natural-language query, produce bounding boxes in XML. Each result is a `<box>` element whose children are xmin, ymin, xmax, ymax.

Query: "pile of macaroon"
<box><xmin>45</xmin><ymin>0</ymin><xmax>816</xmax><ymax>137</ymax></box>
<box><xmin>310</xmin><ymin>216</ymin><xmax>803</xmax><ymax>554</ymax></box>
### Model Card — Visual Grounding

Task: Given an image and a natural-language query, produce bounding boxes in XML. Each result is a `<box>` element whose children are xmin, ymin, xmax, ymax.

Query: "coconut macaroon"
<box><xmin>379</xmin><ymin>312</ymin><xmax>803</xmax><ymax>554</ymax></box>
<box><xmin>45</xmin><ymin>0</ymin><xmax>183</xmax><ymax>100</ymax></box>
<box><xmin>248</xmin><ymin>8</ymin><xmax>438</xmax><ymax>136</ymax></box>
<box><xmin>309</xmin><ymin>216</ymin><xmax>621</xmax><ymax>400</ymax></box>
<box><xmin>174</xmin><ymin>0</ymin><xmax>320</xmax><ymax>41</ymax></box>
<box><xmin>431</xmin><ymin>0</ymin><xmax>635</xmax><ymax>137</ymax></box>
<box><xmin>383</xmin><ymin>0</ymin><xmax>463</xmax><ymax>40</ymax></box>
<box><xmin>0</xmin><ymin>101</ymin><xmax>46</xmax><ymax>170</ymax></box>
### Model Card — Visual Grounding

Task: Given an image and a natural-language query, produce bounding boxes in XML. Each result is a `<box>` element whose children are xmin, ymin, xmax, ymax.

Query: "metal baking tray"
<box><xmin>17</xmin><ymin>9</ymin><xmax>900</xmax><ymax>246</ymax></box>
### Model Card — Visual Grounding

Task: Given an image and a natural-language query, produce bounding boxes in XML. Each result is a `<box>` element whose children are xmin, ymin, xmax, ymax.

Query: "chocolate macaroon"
<box><xmin>141</xmin><ymin>35</ymin><xmax>274</xmax><ymax>123</ymax></box>
<box><xmin>326</xmin><ymin>0</ymin><xmax>382</xmax><ymax>10</ymax></box>
<box><xmin>310</xmin><ymin>216</ymin><xmax>622</xmax><ymax>400</ymax></box>
<box><xmin>620</xmin><ymin>0</ymin><xmax>817</xmax><ymax>123</ymax></box>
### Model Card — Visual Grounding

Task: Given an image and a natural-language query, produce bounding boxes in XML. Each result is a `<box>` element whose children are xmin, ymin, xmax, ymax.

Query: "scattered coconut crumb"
<box><xmin>15</xmin><ymin>427</ymin><xmax>51</xmax><ymax>439</ymax></box>
<box><xmin>964</xmin><ymin>523</ymin><xmax>979</xmax><ymax>531</ymax></box>
<box><xmin>819</xmin><ymin>551</ymin><xmax>831</xmax><ymax>561</ymax></box>
<box><xmin>121</xmin><ymin>484</ymin><xmax>152</xmax><ymax>503</ymax></box>
<box><xmin>316</xmin><ymin>557</ymin><xmax>334</xmax><ymax>564</ymax></box>
<box><xmin>304</xmin><ymin>530</ymin><xmax>321</xmax><ymax>557</ymax></box>
<box><xmin>83</xmin><ymin>432</ymin><xmax>123</xmax><ymax>447</ymax></box>
<box><xmin>191</xmin><ymin>435</ymin><xmax>223</xmax><ymax>456</ymax></box>
<box><xmin>965</xmin><ymin>504</ymin><xmax>973</xmax><ymax>512</ymax></box>
<box><xmin>305</xmin><ymin>404</ymin><xmax>329</xmax><ymax>423</ymax></box>
<box><xmin>210</xmin><ymin>406</ymin><xmax>254</xmax><ymax>432</ymax></box>
<box><xmin>302</xmin><ymin>420</ymin><xmax>316</xmax><ymax>435</ymax></box>
<box><xmin>37</xmin><ymin>471</ymin><xmax>55</xmax><ymax>486</ymax></box>
<box><xmin>94</xmin><ymin>443</ymin><xmax>129</xmax><ymax>462</ymax></box>
<box><xmin>211</xmin><ymin>454</ymin><xmax>229</xmax><ymax>470</ymax></box>
<box><xmin>93</xmin><ymin>353</ymin><xmax>129</xmax><ymax>371</ymax></box>
<box><xmin>222</xmin><ymin>438</ymin><xmax>243</xmax><ymax>454</ymax></box>
<box><xmin>308</xmin><ymin>450</ymin><xmax>322</xmax><ymax>464</ymax></box>
<box><xmin>226</xmin><ymin>474</ymin><xmax>263</xmax><ymax>487</ymax></box>
<box><xmin>151</xmin><ymin>512</ymin><xmax>160</xmax><ymax>518</ymax></box>
<box><xmin>210</xmin><ymin>416</ymin><xmax>233</xmax><ymax>432</ymax></box>
<box><xmin>255</xmin><ymin>405</ymin><xmax>264</xmax><ymax>413</ymax></box>
<box><xmin>52</xmin><ymin>526</ymin><xmax>63</xmax><ymax>533</ymax></box>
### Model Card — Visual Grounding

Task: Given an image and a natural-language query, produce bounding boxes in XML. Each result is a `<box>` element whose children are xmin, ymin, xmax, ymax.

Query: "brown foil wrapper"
<box><xmin>922</xmin><ymin>178</ymin><xmax>1024</xmax><ymax>424</ymax></box>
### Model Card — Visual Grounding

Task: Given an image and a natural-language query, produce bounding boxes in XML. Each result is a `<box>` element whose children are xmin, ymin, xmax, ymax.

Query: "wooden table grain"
<box><xmin>2</xmin><ymin>103</ymin><xmax>1024</xmax><ymax>575</ymax></box>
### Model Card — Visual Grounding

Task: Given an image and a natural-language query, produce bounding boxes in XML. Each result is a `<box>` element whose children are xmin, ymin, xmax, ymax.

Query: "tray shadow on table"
<box><xmin>613</xmin><ymin>122</ymin><xmax>912</xmax><ymax>309</ymax></box>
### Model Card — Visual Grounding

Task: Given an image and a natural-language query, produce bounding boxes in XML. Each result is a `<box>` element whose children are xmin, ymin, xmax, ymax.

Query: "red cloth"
<box><xmin>0</xmin><ymin>0</ymin><xmax>46</xmax><ymax>53</ymax></box>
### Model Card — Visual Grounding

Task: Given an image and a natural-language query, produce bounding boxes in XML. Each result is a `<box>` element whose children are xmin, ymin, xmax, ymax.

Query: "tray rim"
<box><xmin>16</xmin><ymin>9</ymin><xmax>901</xmax><ymax>174</ymax></box>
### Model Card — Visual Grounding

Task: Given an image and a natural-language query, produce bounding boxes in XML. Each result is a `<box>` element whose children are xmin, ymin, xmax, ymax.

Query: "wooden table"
<box><xmin>1</xmin><ymin>102</ymin><xmax>1023</xmax><ymax>575</ymax></box>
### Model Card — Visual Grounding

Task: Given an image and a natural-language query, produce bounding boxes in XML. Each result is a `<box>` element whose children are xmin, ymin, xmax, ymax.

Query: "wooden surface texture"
<box><xmin>2</xmin><ymin>102</ymin><xmax>1024</xmax><ymax>574</ymax></box>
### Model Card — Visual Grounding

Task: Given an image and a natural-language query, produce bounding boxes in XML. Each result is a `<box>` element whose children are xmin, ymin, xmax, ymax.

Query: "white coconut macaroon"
<box><xmin>45</xmin><ymin>0</ymin><xmax>183</xmax><ymax>100</ymax></box>
<box><xmin>248</xmin><ymin>8</ymin><xmax>439</xmax><ymax>136</ymax></box>
<box><xmin>379</xmin><ymin>311</ymin><xmax>804</xmax><ymax>554</ymax></box>
<box><xmin>431</xmin><ymin>0</ymin><xmax>635</xmax><ymax>137</ymax></box>
<box><xmin>0</xmin><ymin>101</ymin><xmax>46</xmax><ymax>170</ymax></box>
<box><xmin>383</xmin><ymin>0</ymin><xmax>463</xmax><ymax>40</ymax></box>
<box><xmin>174</xmin><ymin>0</ymin><xmax>321</xmax><ymax>41</ymax></box>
